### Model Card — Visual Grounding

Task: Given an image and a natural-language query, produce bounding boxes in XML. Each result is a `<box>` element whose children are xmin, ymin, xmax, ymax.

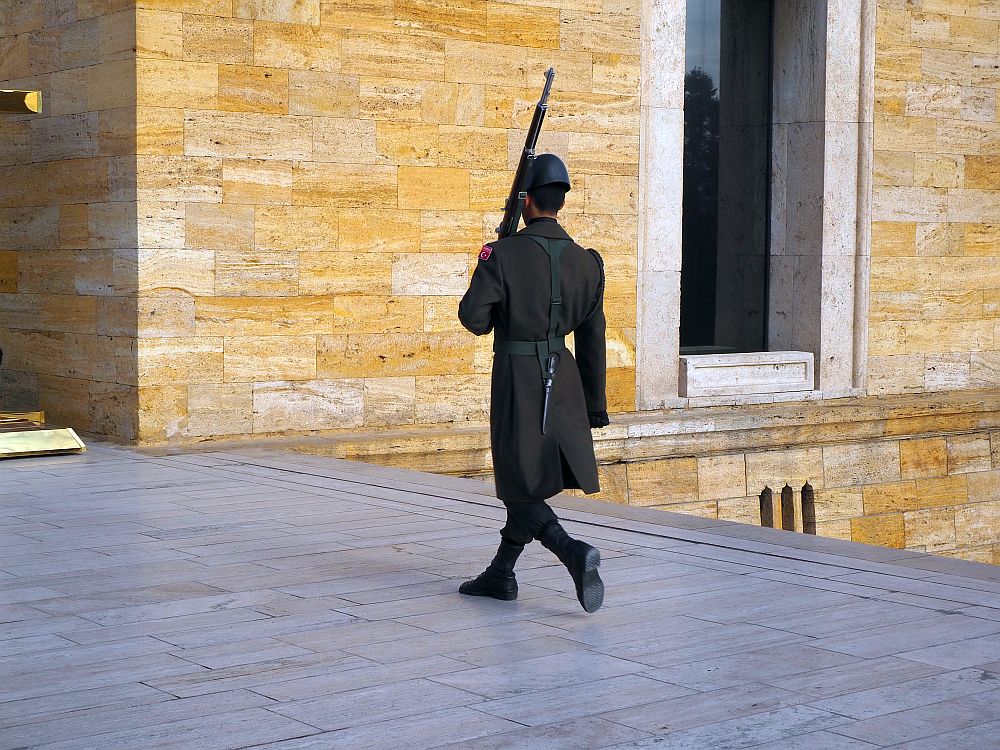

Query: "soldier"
<box><xmin>457</xmin><ymin>154</ymin><xmax>609</xmax><ymax>613</ymax></box>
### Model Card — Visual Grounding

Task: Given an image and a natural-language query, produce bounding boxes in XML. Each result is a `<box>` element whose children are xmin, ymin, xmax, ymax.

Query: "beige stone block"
<box><xmin>235</xmin><ymin>0</ymin><xmax>320</xmax><ymax>24</ymax></box>
<box><xmin>946</xmin><ymin>434</ymin><xmax>993</xmax><ymax>475</ymax></box>
<box><xmin>696</xmin><ymin>454</ymin><xmax>746</xmax><ymax>502</ymax></box>
<box><xmin>875</xmin><ymin>79</ymin><xmax>908</xmax><ymax>116</ymax></box>
<box><xmin>363</xmin><ymin>377</ymin><xmax>416</xmax><ymax>426</ymax></box>
<box><xmin>183</xmin><ymin>14</ymin><xmax>253</xmax><ymax>65</ymax></box>
<box><xmin>216</xmin><ymin>251</ymin><xmax>299</xmax><ymax>297</ymax></box>
<box><xmin>870</xmin><ymin>292</ymin><xmax>922</xmax><ymax>323</ymax></box>
<box><xmin>224</xmin><ymin>335</ymin><xmax>316</xmax><ymax>382</ymax></box>
<box><xmin>588</xmin><ymin>463</ymin><xmax>629</xmax><ymax>505</ymax></box>
<box><xmin>320</xmin><ymin>0</ymin><xmax>396</xmax><ymax>31</ymax></box>
<box><xmin>420</xmin><ymin>211</ymin><xmax>482</xmax><ymax>253</ymax></box>
<box><xmin>824</xmin><ymin>442</ymin><xmax>901</xmax><ymax>488</ymax></box>
<box><xmin>218</xmin><ymin>64</ymin><xmax>289</xmax><ymax>114</ymax></box>
<box><xmin>813</xmin><ymin>487</ymin><xmax>864</xmax><ymax>521</ymax></box>
<box><xmin>333</xmin><ymin>296</ymin><xmax>423</xmax><ymax>333</ymax></box>
<box><xmin>374</xmin><ymin>122</ymin><xmax>440</xmax><ymax>166</ymax></box>
<box><xmin>391</xmin><ymin>253</ymin><xmax>469</xmax><ymax>296</ymax></box>
<box><xmin>568</xmin><ymin>132</ymin><xmax>640</xmax><ymax>176</ymax></box>
<box><xmin>876</xmin><ymin>46</ymin><xmax>923</xmax><ymax>82</ymax></box>
<box><xmin>585</xmin><ymin>176</ymin><xmax>638</xmax><ymax>215</ymax></box>
<box><xmin>871</xmin><ymin>222</ymin><xmax>916</xmax><ymax>257</ymax></box>
<box><xmin>186</xmin><ymin>383</ymin><xmax>253</xmax><ymax>437</ymax></box>
<box><xmin>256</xmin><ymin>206</ymin><xmax>338</xmax><ymax>252</ymax></box>
<box><xmin>38</xmin><ymin>295</ymin><xmax>97</xmax><ymax>335</ymax></box>
<box><xmin>185</xmin><ymin>111</ymin><xmax>311</xmax><ymax>160</ymax></box>
<box><xmin>317</xmin><ymin>332</ymin><xmax>474</xmax><ymax>378</ymax></box>
<box><xmin>252</xmin><ymin>379</ymin><xmax>365</xmax><ymax>432</ymax></box>
<box><xmin>343</xmin><ymin>31</ymin><xmax>445</xmax><ymax>80</ymax></box>
<box><xmin>186</xmin><ymin>203</ymin><xmax>254</xmax><ymax>251</ymax></box>
<box><xmin>137</xmin><ymin>201</ymin><xmax>185</xmax><ymax>249</ymax></box>
<box><xmin>414</xmin><ymin>374</ymin><xmax>489</xmax><ymax>423</ymax></box>
<box><xmin>815</xmin><ymin>519</ymin><xmax>853</xmax><ymax>541</ymax></box>
<box><xmin>444</xmin><ymin>40</ymin><xmax>593</xmax><ymax>90</ymax></box>
<box><xmin>134</xmin><ymin>248</ymin><xmax>216</xmax><ymax>296</ymax></box>
<box><xmin>137</xmin><ymin>293</ymin><xmax>196</xmax><ymax>337</ymax></box>
<box><xmin>438</xmin><ymin>126</ymin><xmax>507</xmax><ymax>169</ymax></box>
<box><xmin>486</xmin><ymin>2</ymin><xmax>559</xmax><ymax>49</ymax></box>
<box><xmin>292</xmin><ymin>163</ymin><xmax>397</xmax><ymax>208</ymax></box>
<box><xmin>904</xmin><ymin>507</ymin><xmax>957</xmax><ymax>548</ymax></box>
<box><xmin>137</xmin><ymin>156</ymin><xmax>222</xmax><ymax>203</ymax></box>
<box><xmin>650</xmin><ymin>501</ymin><xmax>717</xmax><ymax>518</ymax></box>
<box><xmin>312</xmin><ymin>118</ymin><xmax>379</xmax><ymax>164</ymax></box>
<box><xmin>851</xmin><ymin>513</ymin><xmax>905</xmax><ymax>548</ymax></box>
<box><xmin>745</xmin><ymin>448</ymin><xmax>825</xmax><ymax>494</ymax></box>
<box><xmin>196</xmin><ymin>296</ymin><xmax>334</xmax><ymax>336</ymax></box>
<box><xmin>469</xmin><ymin>169</ymin><xmax>511</xmax><ymax>212</ymax></box>
<box><xmin>903</xmin><ymin>319</ymin><xmax>994</xmax><ymax>354</ymax></box>
<box><xmin>223</xmin><ymin>159</ymin><xmax>293</xmax><ymax>205</ymax></box>
<box><xmin>136</xmin><ymin>107</ymin><xmax>184</xmax><ymax>156</ymax></box>
<box><xmin>715</xmin><ymin>497</ymin><xmax>759</xmax><ymax>525</ymax></box>
<box><xmin>137</xmin><ymin>58</ymin><xmax>218</xmax><ymax>108</ymax></box>
<box><xmin>419</xmin><ymin>81</ymin><xmax>461</xmax><ymax>124</ymax></box>
<box><xmin>626</xmin><ymin>458</ymin><xmax>698</xmax><ymax>506</ymax></box>
<box><xmin>965</xmin><ymin>156</ymin><xmax>1000</xmax><ymax>189</ymax></box>
<box><xmin>254</xmin><ymin>20</ymin><xmax>342</xmax><ymax>71</ymax></box>
<box><xmin>900</xmin><ymin>437</ymin><xmax>949</xmax><ymax>480</ymax></box>
<box><xmin>136</xmin><ymin>9</ymin><xmax>182</xmax><ymax>60</ymax></box>
<box><xmin>559</xmin><ymin>10</ymin><xmax>639</xmax><ymax>55</ymax></box>
<box><xmin>339</xmin><ymin>210</ymin><xmax>420</xmax><ymax>253</ymax></box>
<box><xmin>967</xmin><ymin>468</ymin><xmax>1000</xmax><ymax>504</ymax></box>
<box><xmin>972</xmin><ymin>54</ymin><xmax>1000</xmax><ymax>87</ymax></box>
<box><xmin>138</xmin><ymin>336</ymin><xmax>224</xmax><ymax>385</ymax></box>
<box><xmin>360</xmin><ymin>77</ymin><xmax>424</xmax><ymax>122</ymax></box>
<box><xmin>395</xmin><ymin>0</ymin><xmax>486</xmax><ymax>41</ymax></box>
<box><xmin>137</xmin><ymin>385</ymin><xmax>188</xmax><ymax>442</ymax></box>
<box><xmin>300</xmin><ymin>253</ymin><xmax>389</xmax><ymax>295</ymax></box>
<box><xmin>137</xmin><ymin>0</ymin><xmax>232</xmax><ymax>13</ymax></box>
<box><xmin>915</xmin><ymin>222</ymin><xmax>963</xmax><ymax>256</ymax></box>
<box><xmin>964</xmin><ymin>224</ymin><xmax>1000</xmax><ymax>256</ymax></box>
<box><xmin>955</xmin><ymin>499</ymin><xmax>1000</xmax><ymax>546</ymax></box>
<box><xmin>289</xmin><ymin>71</ymin><xmax>360</xmax><ymax>117</ymax></box>
<box><xmin>913</xmin><ymin>154</ymin><xmax>964</xmax><ymax>189</ymax></box>
<box><xmin>424</xmin><ymin>296</ymin><xmax>464</xmax><ymax>332</ymax></box>
<box><xmin>593</xmin><ymin>53</ymin><xmax>640</xmax><ymax>96</ymax></box>
<box><xmin>398</xmin><ymin>166</ymin><xmax>469</xmax><ymax>210</ymax></box>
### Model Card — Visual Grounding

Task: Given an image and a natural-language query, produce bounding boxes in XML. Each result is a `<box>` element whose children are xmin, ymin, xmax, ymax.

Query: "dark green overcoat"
<box><xmin>458</xmin><ymin>218</ymin><xmax>607</xmax><ymax>503</ymax></box>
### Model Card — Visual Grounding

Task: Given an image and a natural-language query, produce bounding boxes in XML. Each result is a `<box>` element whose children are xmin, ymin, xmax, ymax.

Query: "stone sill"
<box><xmin>679</xmin><ymin>351</ymin><xmax>815</xmax><ymax>397</ymax></box>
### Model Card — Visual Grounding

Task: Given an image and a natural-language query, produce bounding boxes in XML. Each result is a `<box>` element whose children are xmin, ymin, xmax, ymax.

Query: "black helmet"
<box><xmin>527</xmin><ymin>153</ymin><xmax>571</xmax><ymax>192</ymax></box>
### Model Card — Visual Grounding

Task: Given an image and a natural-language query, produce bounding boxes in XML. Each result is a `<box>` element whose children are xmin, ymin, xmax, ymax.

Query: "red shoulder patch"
<box><xmin>479</xmin><ymin>244</ymin><xmax>493</xmax><ymax>261</ymax></box>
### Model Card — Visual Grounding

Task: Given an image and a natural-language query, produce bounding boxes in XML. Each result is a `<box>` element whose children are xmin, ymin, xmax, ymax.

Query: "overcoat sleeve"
<box><xmin>458</xmin><ymin>250</ymin><xmax>504</xmax><ymax>335</ymax></box>
<box><xmin>575</xmin><ymin>249</ymin><xmax>607</xmax><ymax>413</ymax></box>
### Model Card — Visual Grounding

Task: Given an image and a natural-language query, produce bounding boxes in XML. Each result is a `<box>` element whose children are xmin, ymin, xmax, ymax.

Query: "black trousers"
<box><xmin>501</xmin><ymin>500</ymin><xmax>558</xmax><ymax>545</ymax></box>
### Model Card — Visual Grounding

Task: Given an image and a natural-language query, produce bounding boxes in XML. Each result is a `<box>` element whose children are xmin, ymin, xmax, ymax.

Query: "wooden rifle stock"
<box><xmin>496</xmin><ymin>67</ymin><xmax>555</xmax><ymax>239</ymax></box>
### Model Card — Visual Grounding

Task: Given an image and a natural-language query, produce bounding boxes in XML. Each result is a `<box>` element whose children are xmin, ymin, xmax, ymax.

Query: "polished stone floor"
<box><xmin>2</xmin><ymin>442</ymin><xmax>1000</xmax><ymax>749</ymax></box>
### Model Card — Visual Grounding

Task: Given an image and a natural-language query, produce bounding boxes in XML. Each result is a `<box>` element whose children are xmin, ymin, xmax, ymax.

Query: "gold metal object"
<box><xmin>0</xmin><ymin>411</ymin><xmax>86</xmax><ymax>459</ymax></box>
<box><xmin>0</xmin><ymin>90</ymin><xmax>42</xmax><ymax>114</ymax></box>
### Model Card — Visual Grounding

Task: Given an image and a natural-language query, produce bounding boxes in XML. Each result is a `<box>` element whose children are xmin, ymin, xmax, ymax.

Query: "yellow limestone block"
<box><xmin>696</xmin><ymin>455</ymin><xmax>747</xmax><ymax>502</ymax></box>
<box><xmin>137</xmin><ymin>385</ymin><xmax>189</xmax><ymax>442</ymax></box>
<box><xmin>420</xmin><ymin>211</ymin><xmax>481</xmax><ymax>253</ymax></box>
<box><xmin>196</xmin><ymin>296</ymin><xmax>336</xmax><ymax>336</ymax></box>
<box><xmin>946</xmin><ymin>434</ymin><xmax>993</xmax><ymax>474</ymax></box>
<box><xmin>321</xmin><ymin>0</ymin><xmax>397</xmax><ymax>32</ymax></box>
<box><xmin>137</xmin><ymin>59</ymin><xmax>219</xmax><ymax>109</ymax></box>
<box><xmin>135</xmin><ymin>248</ymin><xmax>216</xmax><ymax>297</ymax></box>
<box><xmin>438</xmin><ymin>126</ymin><xmax>507</xmax><ymax>169</ymax></box>
<box><xmin>955</xmin><ymin>499</ymin><xmax>1000</xmax><ymax>546</ymax></box>
<box><xmin>219</xmin><ymin>65</ymin><xmax>289</xmax><ymax>114</ymax></box>
<box><xmin>424</xmin><ymin>296</ymin><xmax>465</xmax><ymax>332</ymax></box>
<box><xmin>40</xmin><ymin>295</ymin><xmax>97</xmax><ymax>335</ymax></box>
<box><xmin>223</xmin><ymin>159</ymin><xmax>293</xmax><ymax>205</ymax></box>
<box><xmin>224</xmin><ymin>335</ymin><xmax>318</xmax><ymax>382</ymax></box>
<box><xmin>235</xmin><ymin>0</ymin><xmax>321</xmax><ymax>25</ymax></box>
<box><xmin>399</xmin><ymin>167</ymin><xmax>470</xmax><ymax>210</ymax></box>
<box><xmin>363</xmin><ymin>377</ymin><xmax>417</xmax><ymax>427</ymax></box>
<box><xmin>874</xmin><ymin>151</ymin><xmax>915</xmax><ymax>187</ymax></box>
<box><xmin>0</xmin><ymin>251</ymin><xmax>17</xmax><ymax>293</ymax></box>
<box><xmin>900</xmin><ymin>437</ymin><xmax>949</xmax><ymax>479</ymax></box>
<box><xmin>487</xmin><ymin>2</ymin><xmax>560</xmax><ymax>49</ymax></box>
<box><xmin>216</xmin><ymin>251</ymin><xmax>299</xmax><ymax>297</ymax></box>
<box><xmin>745</xmin><ymin>448</ymin><xmax>825</xmax><ymax>494</ymax></box>
<box><xmin>332</xmin><ymin>296</ymin><xmax>424</xmax><ymax>334</ymax></box>
<box><xmin>185</xmin><ymin>111</ymin><xmax>312</xmax><ymax>160</ymax></box>
<box><xmin>593</xmin><ymin>53</ymin><xmax>640</xmax><ymax>95</ymax></box>
<box><xmin>289</xmin><ymin>71</ymin><xmax>360</xmax><ymax>117</ymax></box>
<box><xmin>136</xmin><ymin>107</ymin><xmax>184</xmax><ymax>156</ymax></box>
<box><xmin>293</xmin><ymin>163</ymin><xmax>397</xmax><ymax>208</ymax></box>
<box><xmin>183</xmin><ymin>15</ymin><xmax>254</xmax><ymax>65</ymax></box>
<box><xmin>394</xmin><ymin>0</ymin><xmax>487</xmax><ymax>42</ymax></box>
<box><xmin>136</xmin><ymin>9</ymin><xmax>183</xmax><ymax>60</ymax></box>
<box><xmin>376</xmin><ymin>122</ymin><xmax>440</xmax><ymax>166</ymax></box>
<box><xmin>253</xmin><ymin>21</ymin><xmax>342</xmax><ymax>72</ymax></box>
<box><xmin>559</xmin><ymin>11</ymin><xmax>640</xmax><ymax>55</ymax></box>
<box><xmin>343</xmin><ymin>31</ymin><xmax>446</xmax><ymax>81</ymax></box>
<box><xmin>360</xmin><ymin>78</ymin><xmax>424</xmax><ymax>122</ymax></box>
<box><xmin>626</xmin><ymin>458</ymin><xmax>699</xmax><ymax>506</ymax></box>
<box><xmin>186</xmin><ymin>203</ymin><xmax>254</xmax><ymax>251</ymax></box>
<box><xmin>904</xmin><ymin>507</ymin><xmax>957</xmax><ymax>548</ymax></box>
<box><xmin>414</xmin><ymin>374</ymin><xmax>489</xmax><ymax>424</ymax></box>
<box><xmin>317</xmin><ymin>332</ymin><xmax>474</xmax><ymax>378</ymax></box>
<box><xmin>137</xmin><ymin>294</ymin><xmax>196</xmax><ymax>338</ymax></box>
<box><xmin>965</xmin><ymin>156</ymin><xmax>1000</xmax><ymax>189</ymax></box>
<box><xmin>137</xmin><ymin>156</ymin><xmax>222</xmax><ymax>203</ymax></box>
<box><xmin>186</xmin><ymin>383</ymin><xmax>253</xmax><ymax>437</ymax></box>
<box><xmin>256</xmin><ymin>206</ymin><xmax>338</xmax><ymax>252</ymax></box>
<box><xmin>340</xmin><ymin>210</ymin><xmax>420</xmax><ymax>253</ymax></box>
<box><xmin>851</xmin><ymin>513</ymin><xmax>906</xmax><ymax>548</ymax></box>
<box><xmin>313</xmin><ymin>118</ymin><xmax>379</xmax><ymax>163</ymax></box>
<box><xmin>300</xmin><ymin>253</ymin><xmax>390</xmax><ymax>295</ymax></box>
<box><xmin>606</xmin><ymin>366</ymin><xmax>636</xmax><ymax>412</ymax></box>
<box><xmin>445</xmin><ymin>40</ymin><xmax>593</xmax><ymax>90</ymax></box>
<box><xmin>138</xmin><ymin>337</ymin><xmax>224</xmax><ymax>385</ymax></box>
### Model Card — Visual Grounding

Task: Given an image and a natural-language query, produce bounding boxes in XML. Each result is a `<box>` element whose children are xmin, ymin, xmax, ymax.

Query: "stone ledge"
<box><xmin>678</xmin><ymin>351</ymin><xmax>815</xmax><ymax>397</ymax></box>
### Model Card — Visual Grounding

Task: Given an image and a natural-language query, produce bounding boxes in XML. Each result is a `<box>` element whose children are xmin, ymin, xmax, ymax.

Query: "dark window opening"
<box><xmin>680</xmin><ymin>0</ymin><xmax>773</xmax><ymax>354</ymax></box>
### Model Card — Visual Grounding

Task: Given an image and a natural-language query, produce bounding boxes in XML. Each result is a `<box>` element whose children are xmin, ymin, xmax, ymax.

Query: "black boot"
<box><xmin>539</xmin><ymin>521</ymin><xmax>604</xmax><ymax>613</ymax></box>
<box><xmin>459</xmin><ymin>538</ymin><xmax>524</xmax><ymax>601</ymax></box>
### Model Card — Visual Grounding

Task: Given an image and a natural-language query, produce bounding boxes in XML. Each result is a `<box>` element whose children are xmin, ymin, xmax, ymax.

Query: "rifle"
<box><xmin>496</xmin><ymin>67</ymin><xmax>555</xmax><ymax>239</ymax></box>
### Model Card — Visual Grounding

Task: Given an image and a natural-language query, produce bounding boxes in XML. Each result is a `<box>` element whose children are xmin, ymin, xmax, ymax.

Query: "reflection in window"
<box><xmin>680</xmin><ymin>0</ymin><xmax>772</xmax><ymax>353</ymax></box>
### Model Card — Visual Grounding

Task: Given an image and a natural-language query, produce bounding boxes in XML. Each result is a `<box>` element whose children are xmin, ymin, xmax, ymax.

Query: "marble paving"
<box><xmin>2</xmin><ymin>442</ymin><xmax>999</xmax><ymax>749</ymax></box>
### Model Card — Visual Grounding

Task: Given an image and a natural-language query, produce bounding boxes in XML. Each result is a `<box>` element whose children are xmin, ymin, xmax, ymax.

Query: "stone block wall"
<box><xmin>0</xmin><ymin>2</ymin><xmax>140</xmax><ymax>438</ymax></box>
<box><xmin>129</xmin><ymin>0</ymin><xmax>640</xmax><ymax>442</ymax></box>
<box><xmin>869</xmin><ymin>0</ymin><xmax>1000</xmax><ymax>395</ymax></box>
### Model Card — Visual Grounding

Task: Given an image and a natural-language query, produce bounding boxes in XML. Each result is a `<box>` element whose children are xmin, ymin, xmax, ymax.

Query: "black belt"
<box><xmin>493</xmin><ymin>336</ymin><xmax>566</xmax><ymax>357</ymax></box>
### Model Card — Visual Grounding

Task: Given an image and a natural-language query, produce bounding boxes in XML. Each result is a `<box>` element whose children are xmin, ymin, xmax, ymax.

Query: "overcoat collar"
<box><xmin>516</xmin><ymin>219</ymin><xmax>572</xmax><ymax>241</ymax></box>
